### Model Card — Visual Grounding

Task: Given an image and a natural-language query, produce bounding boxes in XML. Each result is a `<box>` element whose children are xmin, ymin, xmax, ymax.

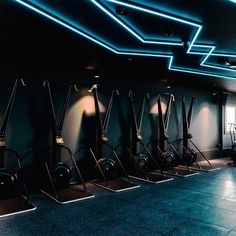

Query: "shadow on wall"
<box><xmin>63</xmin><ymin>88</ymin><xmax>105</xmax><ymax>155</ymax></box>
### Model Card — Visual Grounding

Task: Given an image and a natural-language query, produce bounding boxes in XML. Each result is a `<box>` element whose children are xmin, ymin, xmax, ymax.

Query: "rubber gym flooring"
<box><xmin>1</xmin><ymin>158</ymin><xmax>236</xmax><ymax>236</ymax></box>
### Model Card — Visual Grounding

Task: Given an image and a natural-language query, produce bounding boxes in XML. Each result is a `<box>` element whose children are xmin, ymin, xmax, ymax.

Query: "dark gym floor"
<box><xmin>1</xmin><ymin>158</ymin><xmax>236</xmax><ymax>236</ymax></box>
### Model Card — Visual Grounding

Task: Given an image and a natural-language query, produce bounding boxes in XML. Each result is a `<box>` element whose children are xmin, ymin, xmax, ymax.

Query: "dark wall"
<box><xmin>0</xmin><ymin>73</ymin><xmax>221</xmax><ymax>188</ymax></box>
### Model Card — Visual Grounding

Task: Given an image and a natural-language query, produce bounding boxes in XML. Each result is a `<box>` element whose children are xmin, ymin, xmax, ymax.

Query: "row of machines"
<box><xmin>0</xmin><ymin>80</ymin><xmax>221</xmax><ymax>218</ymax></box>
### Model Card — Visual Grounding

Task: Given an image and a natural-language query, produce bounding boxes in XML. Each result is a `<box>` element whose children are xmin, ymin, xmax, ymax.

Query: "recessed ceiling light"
<box><xmin>85</xmin><ymin>66</ymin><xmax>95</xmax><ymax>70</ymax></box>
<box><xmin>116</xmin><ymin>6</ymin><xmax>128</xmax><ymax>15</ymax></box>
<box><xmin>94</xmin><ymin>75</ymin><xmax>100</xmax><ymax>78</ymax></box>
<box><xmin>166</xmin><ymin>85</ymin><xmax>171</xmax><ymax>89</ymax></box>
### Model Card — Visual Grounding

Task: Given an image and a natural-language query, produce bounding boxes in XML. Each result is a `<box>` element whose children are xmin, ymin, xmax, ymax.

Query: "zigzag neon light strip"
<box><xmin>105</xmin><ymin>0</ymin><xmax>200</xmax><ymax>53</ymax></box>
<box><xmin>14</xmin><ymin>0</ymin><xmax>236</xmax><ymax>80</ymax></box>
<box><xmin>14</xmin><ymin>1</ymin><xmax>172</xmax><ymax>58</ymax></box>
<box><xmin>91</xmin><ymin>0</ymin><xmax>183</xmax><ymax>46</ymax></box>
<box><xmin>105</xmin><ymin>0</ymin><xmax>236</xmax><ymax>73</ymax></box>
<box><xmin>14</xmin><ymin>0</ymin><xmax>117</xmax><ymax>54</ymax></box>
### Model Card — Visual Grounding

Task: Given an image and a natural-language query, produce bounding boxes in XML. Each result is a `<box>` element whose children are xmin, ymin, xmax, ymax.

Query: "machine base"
<box><xmin>92</xmin><ymin>178</ymin><xmax>139</xmax><ymax>192</ymax></box>
<box><xmin>41</xmin><ymin>185</ymin><xmax>95</xmax><ymax>204</ymax></box>
<box><xmin>190</xmin><ymin>164</ymin><xmax>221</xmax><ymax>172</ymax></box>
<box><xmin>164</xmin><ymin>167</ymin><xmax>199</xmax><ymax>177</ymax></box>
<box><xmin>129</xmin><ymin>172</ymin><xmax>173</xmax><ymax>184</ymax></box>
<box><xmin>0</xmin><ymin>195</ymin><xmax>36</xmax><ymax>218</ymax></box>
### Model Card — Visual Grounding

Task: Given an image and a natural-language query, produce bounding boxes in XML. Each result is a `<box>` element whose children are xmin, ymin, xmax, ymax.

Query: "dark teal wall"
<box><xmin>0</xmin><ymin>74</ymin><xmax>222</xmax><ymax>190</ymax></box>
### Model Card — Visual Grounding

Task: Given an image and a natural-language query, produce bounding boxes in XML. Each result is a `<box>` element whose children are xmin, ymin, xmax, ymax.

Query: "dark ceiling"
<box><xmin>1</xmin><ymin>0</ymin><xmax>236</xmax><ymax>92</ymax></box>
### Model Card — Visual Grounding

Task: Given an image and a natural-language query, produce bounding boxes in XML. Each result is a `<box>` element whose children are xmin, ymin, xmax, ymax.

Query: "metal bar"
<box><xmin>112</xmin><ymin>149</ymin><xmax>129</xmax><ymax>178</ymax></box>
<box><xmin>44</xmin><ymin>162</ymin><xmax>59</xmax><ymax>199</ymax></box>
<box><xmin>1</xmin><ymin>148</ymin><xmax>30</xmax><ymax>201</ymax></box>
<box><xmin>187</xmin><ymin>97</ymin><xmax>195</xmax><ymax>130</ymax></box>
<box><xmin>90</xmin><ymin>85</ymin><xmax>103</xmax><ymax>135</ymax></box>
<box><xmin>126</xmin><ymin>146</ymin><xmax>149</xmax><ymax>179</ymax></box>
<box><xmin>164</xmin><ymin>94</ymin><xmax>173</xmax><ymax>130</ymax></box>
<box><xmin>57</xmin><ymin>84</ymin><xmax>72</xmax><ymax>133</ymax></box>
<box><xmin>155</xmin><ymin>144</ymin><xmax>177</xmax><ymax>173</ymax></box>
<box><xmin>182</xmin><ymin>144</ymin><xmax>202</xmax><ymax>169</ymax></box>
<box><xmin>89</xmin><ymin>148</ymin><xmax>109</xmax><ymax>187</ymax></box>
<box><xmin>157</xmin><ymin>94</ymin><xmax>166</xmax><ymax>150</ymax></box>
<box><xmin>103</xmin><ymin>90</ymin><xmax>114</xmax><ymax>133</ymax></box>
<box><xmin>189</xmin><ymin>140</ymin><xmax>213</xmax><ymax>167</ymax></box>
<box><xmin>182</xmin><ymin>96</ymin><xmax>189</xmax><ymax>151</ymax></box>
<box><xmin>129</xmin><ymin>91</ymin><xmax>139</xmax><ymax>133</ymax></box>
<box><xmin>137</xmin><ymin>93</ymin><xmax>146</xmax><ymax>132</ymax></box>
<box><xmin>234</xmin><ymin>124</ymin><xmax>236</xmax><ymax>142</ymax></box>
<box><xmin>0</xmin><ymin>80</ymin><xmax>19</xmax><ymax>136</ymax></box>
<box><xmin>141</xmin><ymin>143</ymin><xmax>165</xmax><ymax>175</ymax></box>
<box><xmin>44</xmin><ymin>81</ymin><xmax>57</xmax><ymax>135</ymax></box>
<box><xmin>58</xmin><ymin>144</ymin><xmax>87</xmax><ymax>192</ymax></box>
<box><xmin>167</xmin><ymin>141</ymin><xmax>191</xmax><ymax>171</ymax></box>
<box><xmin>104</xmin><ymin>143</ymin><xmax>129</xmax><ymax>178</ymax></box>
<box><xmin>229</xmin><ymin>123</ymin><xmax>234</xmax><ymax>145</ymax></box>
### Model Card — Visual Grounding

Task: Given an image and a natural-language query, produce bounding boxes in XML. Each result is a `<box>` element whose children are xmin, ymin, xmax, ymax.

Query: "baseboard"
<box><xmin>196</xmin><ymin>148</ymin><xmax>231</xmax><ymax>161</ymax></box>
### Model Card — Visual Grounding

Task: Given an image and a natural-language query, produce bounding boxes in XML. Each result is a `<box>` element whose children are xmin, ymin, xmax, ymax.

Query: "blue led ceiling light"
<box><xmin>102</xmin><ymin>0</ymin><xmax>236</xmax><ymax>75</ymax></box>
<box><xmin>14</xmin><ymin>0</ymin><xmax>118</xmax><ymax>54</ymax></box>
<box><xmin>91</xmin><ymin>0</ymin><xmax>183</xmax><ymax>46</ymax></box>
<box><xmin>14</xmin><ymin>0</ymin><xmax>236</xmax><ymax>80</ymax></box>
<box><xmin>106</xmin><ymin>0</ymin><xmax>201</xmax><ymax>52</ymax></box>
<box><xmin>14</xmin><ymin>0</ymin><xmax>174</xmax><ymax>58</ymax></box>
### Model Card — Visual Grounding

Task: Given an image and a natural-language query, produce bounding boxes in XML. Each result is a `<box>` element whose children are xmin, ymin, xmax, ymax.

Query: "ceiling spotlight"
<box><xmin>216</xmin><ymin>57</ymin><xmax>236</xmax><ymax>68</ymax></box>
<box><xmin>212</xmin><ymin>92</ymin><xmax>216</xmax><ymax>96</ymax></box>
<box><xmin>85</xmin><ymin>65</ymin><xmax>95</xmax><ymax>70</ymax></box>
<box><xmin>94</xmin><ymin>75</ymin><xmax>100</xmax><ymax>78</ymax></box>
<box><xmin>166</xmin><ymin>85</ymin><xmax>171</xmax><ymax>89</ymax></box>
<box><xmin>116</xmin><ymin>6</ymin><xmax>128</xmax><ymax>15</ymax></box>
<box><xmin>164</xmin><ymin>30</ymin><xmax>175</xmax><ymax>37</ymax></box>
<box><xmin>217</xmin><ymin>57</ymin><xmax>230</xmax><ymax>66</ymax></box>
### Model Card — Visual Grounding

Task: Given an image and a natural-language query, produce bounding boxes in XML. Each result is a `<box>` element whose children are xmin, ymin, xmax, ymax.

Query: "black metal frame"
<box><xmin>0</xmin><ymin>79</ymin><xmax>36</xmax><ymax>218</ymax></box>
<box><xmin>89</xmin><ymin>85</ymin><xmax>139</xmax><ymax>192</ymax></box>
<box><xmin>228</xmin><ymin>123</ymin><xmax>236</xmax><ymax>166</ymax></box>
<box><xmin>126</xmin><ymin>91</ymin><xmax>173</xmax><ymax>183</ymax></box>
<box><xmin>156</xmin><ymin>94</ymin><xmax>198</xmax><ymax>177</ymax></box>
<box><xmin>181</xmin><ymin>96</ymin><xmax>221</xmax><ymax>172</ymax></box>
<box><xmin>39</xmin><ymin>81</ymin><xmax>94</xmax><ymax>203</ymax></box>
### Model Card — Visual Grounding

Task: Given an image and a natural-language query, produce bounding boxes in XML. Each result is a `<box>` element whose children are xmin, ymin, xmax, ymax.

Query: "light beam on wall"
<box><xmin>63</xmin><ymin>92</ymin><xmax>105</xmax><ymax>153</ymax></box>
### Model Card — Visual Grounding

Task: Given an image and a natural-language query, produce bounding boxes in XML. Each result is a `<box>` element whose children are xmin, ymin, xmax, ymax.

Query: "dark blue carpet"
<box><xmin>1</xmin><ymin>166</ymin><xmax>236</xmax><ymax>235</ymax></box>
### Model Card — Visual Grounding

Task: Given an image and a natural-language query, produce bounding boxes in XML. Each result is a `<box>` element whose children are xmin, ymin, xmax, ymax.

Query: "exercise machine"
<box><xmin>155</xmin><ymin>93</ymin><xmax>198</xmax><ymax>177</ymax></box>
<box><xmin>126</xmin><ymin>91</ymin><xmax>173</xmax><ymax>183</ymax></box>
<box><xmin>0</xmin><ymin>79</ymin><xmax>36</xmax><ymax>218</ymax></box>
<box><xmin>179</xmin><ymin>96</ymin><xmax>220</xmax><ymax>171</ymax></box>
<box><xmin>89</xmin><ymin>85</ymin><xmax>139</xmax><ymax>192</ymax></box>
<box><xmin>39</xmin><ymin>81</ymin><xmax>94</xmax><ymax>204</ymax></box>
<box><xmin>227</xmin><ymin>123</ymin><xmax>236</xmax><ymax>166</ymax></box>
